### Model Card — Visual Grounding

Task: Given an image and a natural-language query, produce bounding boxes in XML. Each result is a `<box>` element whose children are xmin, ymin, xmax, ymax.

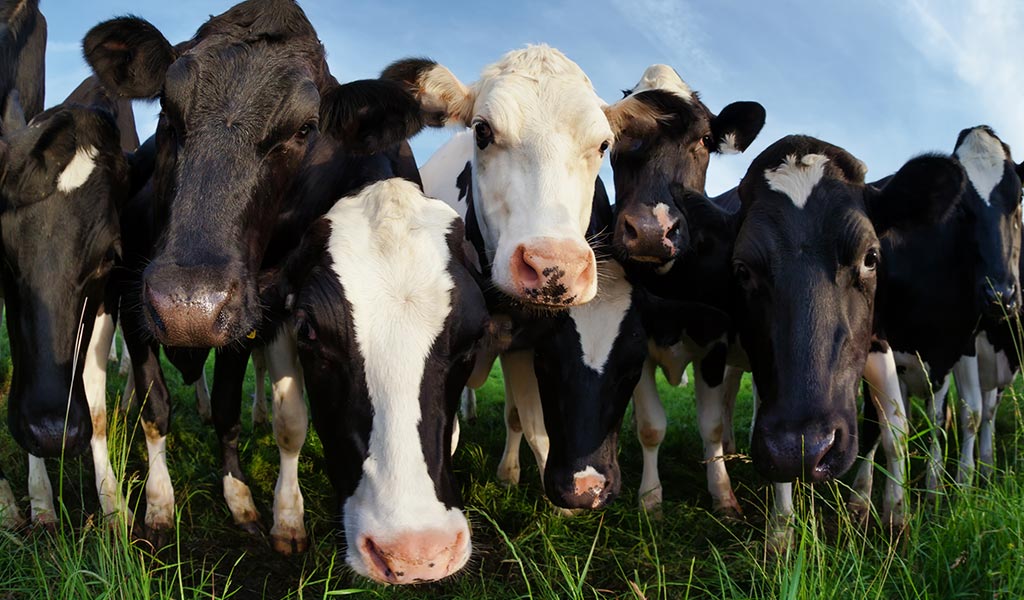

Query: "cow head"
<box><xmin>0</xmin><ymin>0</ymin><xmax>46</xmax><ymax>120</ymax></box>
<box><xmin>285</xmin><ymin>179</ymin><xmax>487</xmax><ymax>584</ymax></box>
<box><xmin>384</xmin><ymin>47</ymin><xmax>625</xmax><ymax>308</ymax></box>
<box><xmin>533</xmin><ymin>258</ymin><xmax>647</xmax><ymax>510</ymax></box>
<box><xmin>608</xmin><ymin>65</ymin><xmax>764</xmax><ymax>268</ymax></box>
<box><xmin>0</xmin><ymin>92</ymin><xmax>129</xmax><ymax>457</ymax></box>
<box><xmin>950</xmin><ymin>126</ymin><xmax>1022</xmax><ymax>317</ymax></box>
<box><xmin>83</xmin><ymin>2</ymin><xmax>423</xmax><ymax>347</ymax></box>
<box><xmin>735</xmin><ymin>135</ymin><xmax>964</xmax><ymax>483</ymax></box>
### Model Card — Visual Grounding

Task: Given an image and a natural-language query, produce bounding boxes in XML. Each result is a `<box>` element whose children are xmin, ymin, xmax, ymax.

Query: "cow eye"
<box><xmin>700</xmin><ymin>134</ymin><xmax>714</xmax><ymax>149</ymax></box>
<box><xmin>295</xmin><ymin>122</ymin><xmax>316</xmax><ymax>140</ymax></box>
<box><xmin>474</xmin><ymin>121</ymin><xmax>494</xmax><ymax>150</ymax></box>
<box><xmin>733</xmin><ymin>261</ymin><xmax>752</xmax><ymax>286</ymax></box>
<box><xmin>599</xmin><ymin>140</ymin><xmax>610</xmax><ymax>156</ymax></box>
<box><xmin>862</xmin><ymin>248</ymin><xmax>880</xmax><ymax>272</ymax></box>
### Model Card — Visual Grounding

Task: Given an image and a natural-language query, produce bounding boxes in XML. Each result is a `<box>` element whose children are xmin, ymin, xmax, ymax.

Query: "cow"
<box><xmin>83</xmin><ymin>0</ymin><xmax>426</xmax><ymax>552</ymax></box>
<box><xmin>858</xmin><ymin>126</ymin><xmax>1022</xmax><ymax>502</ymax></box>
<box><xmin>731</xmin><ymin>135</ymin><xmax>964</xmax><ymax>545</ymax></box>
<box><xmin>0</xmin><ymin>77</ymin><xmax>144</xmax><ymax>527</ymax></box>
<box><xmin>276</xmin><ymin>178</ymin><xmax>488</xmax><ymax>583</ymax></box>
<box><xmin>603</xmin><ymin>64</ymin><xmax>765</xmax><ymax>516</ymax></box>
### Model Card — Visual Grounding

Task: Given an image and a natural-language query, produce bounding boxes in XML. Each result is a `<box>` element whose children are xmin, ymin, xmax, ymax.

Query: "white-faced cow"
<box><xmin>603</xmin><ymin>65</ymin><xmax>764</xmax><ymax>516</ymax></box>
<box><xmin>83</xmin><ymin>0</ymin><xmax>425</xmax><ymax>552</ymax></box>
<box><xmin>732</xmin><ymin>135</ymin><xmax>964</xmax><ymax>544</ymax></box>
<box><xmin>0</xmin><ymin>78</ymin><xmax>143</xmax><ymax>527</ymax></box>
<box><xmin>280</xmin><ymin>179</ymin><xmax>488</xmax><ymax>583</ymax></box>
<box><xmin>863</xmin><ymin>126</ymin><xmax>1021</xmax><ymax>497</ymax></box>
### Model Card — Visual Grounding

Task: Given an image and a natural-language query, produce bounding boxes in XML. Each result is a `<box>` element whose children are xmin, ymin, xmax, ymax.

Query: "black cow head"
<box><xmin>950</xmin><ymin>126</ymin><xmax>1022</xmax><ymax>317</ymax></box>
<box><xmin>0</xmin><ymin>93</ymin><xmax>130</xmax><ymax>457</ymax></box>
<box><xmin>0</xmin><ymin>0</ymin><xmax>46</xmax><ymax>120</ymax></box>
<box><xmin>83</xmin><ymin>1</ymin><xmax>423</xmax><ymax>347</ymax></box>
<box><xmin>608</xmin><ymin>65</ymin><xmax>764</xmax><ymax>267</ymax></box>
<box><xmin>734</xmin><ymin>135</ymin><xmax>964</xmax><ymax>483</ymax></box>
<box><xmin>283</xmin><ymin>179</ymin><xmax>487</xmax><ymax>584</ymax></box>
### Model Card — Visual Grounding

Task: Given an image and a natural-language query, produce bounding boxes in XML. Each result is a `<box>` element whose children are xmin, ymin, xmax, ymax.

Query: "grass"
<box><xmin>0</xmin><ymin>324</ymin><xmax>1022</xmax><ymax>599</ymax></box>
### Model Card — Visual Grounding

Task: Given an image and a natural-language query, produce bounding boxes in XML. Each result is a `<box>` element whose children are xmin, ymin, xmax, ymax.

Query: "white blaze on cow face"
<box><xmin>325</xmin><ymin>179</ymin><xmax>471</xmax><ymax>583</ymax></box>
<box><xmin>569</xmin><ymin>261</ymin><xmax>633</xmax><ymax>374</ymax></box>
<box><xmin>57</xmin><ymin>146</ymin><xmax>99</xmax><ymax>193</ymax></box>
<box><xmin>764</xmin><ymin>153</ymin><xmax>831</xmax><ymax>209</ymax></box>
<box><xmin>955</xmin><ymin>127</ymin><xmax>1008</xmax><ymax>206</ymax></box>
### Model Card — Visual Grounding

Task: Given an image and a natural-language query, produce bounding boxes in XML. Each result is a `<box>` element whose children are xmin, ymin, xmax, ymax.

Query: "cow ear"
<box><xmin>711</xmin><ymin>101</ymin><xmax>765</xmax><ymax>154</ymax></box>
<box><xmin>83</xmin><ymin>17</ymin><xmax>176</xmax><ymax>99</ymax></box>
<box><xmin>319</xmin><ymin>79</ymin><xmax>425</xmax><ymax>155</ymax></box>
<box><xmin>866</xmin><ymin>154</ymin><xmax>964</xmax><ymax>236</ymax></box>
<box><xmin>2</xmin><ymin>90</ymin><xmax>26</xmax><ymax>135</ymax></box>
<box><xmin>604</xmin><ymin>89</ymin><xmax>679</xmax><ymax>145</ymax></box>
<box><xmin>1016</xmin><ymin>161</ymin><xmax>1024</xmax><ymax>182</ymax></box>
<box><xmin>381</xmin><ymin>58</ymin><xmax>474</xmax><ymax>127</ymax></box>
<box><xmin>13</xmin><ymin>112</ymin><xmax>79</xmax><ymax>201</ymax></box>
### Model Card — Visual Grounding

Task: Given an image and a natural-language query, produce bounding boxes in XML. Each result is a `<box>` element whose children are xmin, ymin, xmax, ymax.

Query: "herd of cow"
<box><xmin>0</xmin><ymin>0</ymin><xmax>1021</xmax><ymax>587</ymax></box>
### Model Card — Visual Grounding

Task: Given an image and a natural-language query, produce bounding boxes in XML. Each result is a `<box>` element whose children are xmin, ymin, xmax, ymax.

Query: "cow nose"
<box><xmin>616</xmin><ymin>209</ymin><xmax>684</xmax><ymax>264</ymax></box>
<box><xmin>984</xmin><ymin>282</ymin><xmax>1018</xmax><ymax>315</ymax></box>
<box><xmin>754</xmin><ymin>428</ymin><xmax>842</xmax><ymax>483</ymax></box>
<box><xmin>359</xmin><ymin>530</ymin><xmax>470</xmax><ymax>584</ymax></box>
<box><xmin>143</xmin><ymin>264</ymin><xmax>246</xmax><ymax>347</ymax></box>
<box><xmin>509</xmin><ymin>239</ymin><xmax>596</xmax><ymax>307</ymax></box>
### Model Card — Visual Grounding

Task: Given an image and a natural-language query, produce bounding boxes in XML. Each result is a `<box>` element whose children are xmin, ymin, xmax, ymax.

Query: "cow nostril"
<box><xmin>622</xmin><ymin>216</ymin><xmax>639</xmax><ymax>243</ymax></box>
<box><xmin>512</xmin><ymin>246</ymin><xmax>542</xmax><ymax>288</ymax></box>
<box><xmin>666</xmin><ymin>220</ymin><xmax>680</xmax><ymax>241</ymax></box>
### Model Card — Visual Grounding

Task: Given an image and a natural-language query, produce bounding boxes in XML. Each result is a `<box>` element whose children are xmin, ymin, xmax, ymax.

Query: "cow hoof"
<box><xmin>31</xmin><ymin>516</ymin><xmax>57</xmax><ymax>535</ymax></box>
<box><xmin>271</xmin><ymin>528</ymin><xmax>308</xmax><ymax>555</ymax></box>
<box><xmin>237</xmin><ymin>520</ymin><xmax>264</xmax><ymax>536</ymax></box>
<box><xmin>144</xmin><ymin>525</ymin><xmax>172</xmax><ymax>550</ymax></box>
<box><xmin>639</xmin><ymin>487</ymin><xmax>663</xmax><ymax>515</ymax></box>
<box><xmin>766</xmin><ymin>526</ymin><xmax>794</xmax><ymax>555</ymax></box>
<box><xmin>847</xmin><ymin>500</ymin><xmax>871</xmax><ymax>530</ymax></box>
<box><xmin>497</xmin><ymin>465</ymin><xmax>520</xmax><ymax>487</ymax></box>
<box><xmin>713</xmin><ymin>502</ymin><xmax>743</xmax><ymax>523</ymax></box>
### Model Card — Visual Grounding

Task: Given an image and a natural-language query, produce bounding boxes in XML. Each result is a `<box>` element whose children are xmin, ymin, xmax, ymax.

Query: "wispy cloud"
<box><xmin>900</xmin><ymin>0</ymin><xmax>1024</xmax><ymax>150</ymax></box>
<box><xmin>608</xmin><ymin>0</ymin><xmax>720</xmax><ymax>82</ymax></box>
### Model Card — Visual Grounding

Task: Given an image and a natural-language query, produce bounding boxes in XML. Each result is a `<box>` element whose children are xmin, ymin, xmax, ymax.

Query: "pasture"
<box><xmin>0</xmin><ymin>324</ymin><xmax>1022</xmax><ymax>599</ymax></box>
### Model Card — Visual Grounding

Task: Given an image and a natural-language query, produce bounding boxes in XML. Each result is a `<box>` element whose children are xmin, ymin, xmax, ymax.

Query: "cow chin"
<box><xmin>544</xmin><ymin>457</ymin><xmax>621</xmax><ymax>511</ymax></box>
<box><xmin>342</xmin><ymin>493</ymin><xmax>472</xmax><ymax>585</ymax></box>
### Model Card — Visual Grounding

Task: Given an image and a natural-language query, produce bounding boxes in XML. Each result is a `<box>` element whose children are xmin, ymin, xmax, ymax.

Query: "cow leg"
<box><xmin>499</xmin><ymin>350</ymin><xmax>549</xmax><ymax>481</ymax></box>
<box><xmin>27</xmin><ymin>455</ymin><xmax>54</xmax><ymax>526</ymax></box>
<box><xmin>767</xmin><ymin>482</ymin><xmax>794</xmax><ymax>553</ymax></box>
<box><xmin>460</xmin><ymin>388</ymin><xmax>477</xmax><ymax>423</ymax></box>
<box><xmin>108</xmin><ymin>328</ymin><xmax>119</xmax><ymax>363</ymax></box>
<box><xmin>925</xmin><ymin>375</ymin><xmax>952</xmax><ymax>492</ymax></box>
<box><xmin>952</xmin><ymin>354</ymin><xmax>982</xmax><ymax>486</ymax></box>
<box><xmin>251</xmin><ymin>347</ymin><xmax>270</xmax><ymax>427</ymax></box>
<box><xmin>120</xmin><ymin>364</ymin><xmax>135</xmax><ymax>414</ymax></box>
<box><xmin>118</xmin><ymin>333</ymin><xmax>131</xmax><ymax>376</ymax></box>
<box><xmin>496</xmin><ymin>375</ymin><xmax>523</xmax><ymax>486</ymax></box>
<box><xmin>863</xmin><ymin>347</ymin><xmax>909</xmax><ymax>532</ymax></box>
<box><xmin>451</xmin><ymin>416</ymin><xmax>461</xmax><ymax>456</ymax></box>
<box><xmin>265</xmin><ymin>331</ymin><xmax>308</xmax><ymax>555</ymax></box>
<box><xmin>634</xmin><ymin>357</ymin><xmax>666</xmax><ymax>512</ymax></box>
<box><xmin>212</xmin><ymin>348</ymin><xmax>261</xmax><ymax>533</ymax></box>
<box><xmin>848</xmin><ymin>443</ymin><xmax>878</xmax><ymax>527</ymax></box>
<box><xmin>720</xmin><ymin>365</ymin><xmax>743</xmax><ymax>455</ymax></box>
<box><xmin>979</xmin><ymin>387</ymin><xmax>1002</xmax><ymax>482</ymax></box>
<box><xmin>0</xmin><ymin>465</ymin><xmax>26</xmax><ymax>529</ymax></box>
<box><xmin>122</xmin><ymin>331</ymin><xmax>174</xmax><ymax>536</ymax></box>
<box><xmin>84</xmin><ymin>310</ymin><xmax>131</xmax><ymax>524</ymax></box>
<box><xmin>194</xmin><ymin>369</ymin><xmax>212</xmax><ymax>423</ymax></box>
<box><xmin>694</xmin><ymin>357</ymin><xmax>740</xmax><ymax>519</ymax></box>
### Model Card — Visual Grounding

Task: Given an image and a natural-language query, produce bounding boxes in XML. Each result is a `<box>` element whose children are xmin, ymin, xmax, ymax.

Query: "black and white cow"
<box><xmin>280</xmin><ymin>178</ymin><xmax>488</xmax><ymax>583</ymax></box>
<box><xmin>83</xmin><ymin>0</ymin><xmax>426</xmax><ymax>551</ymax></box>
<box><xmin>604</xmin><ymin>65</ymin><xmax>765</xmax><ymax>516</ymax></box>
<box><xmin>732</xmin><ymin>135</ymin><xmax>964</xmax><ymax>542</ymax></box>
<box><xmin>0</xmin><ymin>78</ymin><xmax>143</xmax><ymax>527</ymax></box>
<box><xmin>863</xmin><ymin>126</ymin><xmax>1022</xmax><ymax>498</ymax></box>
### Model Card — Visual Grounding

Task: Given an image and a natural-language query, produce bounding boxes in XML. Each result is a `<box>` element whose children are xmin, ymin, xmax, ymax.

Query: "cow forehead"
<box><xmin>764</xmin><ymin>153</ymin><xmax>832</xmax><ymax>210</ymax></box>
<box><xmin>629</xmin><ymin>64</ymin><xmax>694</xmax><ymax>102</ymax></box>
<box><xmin>955</xmin><ymin>126</ymin><xmax>1009</xmax><ymax>207</ymax></box>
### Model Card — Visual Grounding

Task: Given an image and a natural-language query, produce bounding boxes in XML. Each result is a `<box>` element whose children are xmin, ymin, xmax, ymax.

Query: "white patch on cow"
<box><xmin>266</xmin><ymin>330</ymin><xmax>308</xmax><ymax>552</ymax></box>
<box><xmin>629</xmin><ymin>64</ymin><xmax>694</xmax><ymax>101</ymax></box>
<box><xmin>764</xmin><ymin>153</ymin><xmax>830</xmax><ymax>209</ymax></box>
<box><xmin>421</xmin><ymin>130</ymin><xmax>476</xmax><ymax>221</ymax></box>
<box><xmin>222</xmin><ymin>473</ymin><xmax>260</xmax><ymax>525</ymax></box>
<box><xmin>955</xmin><ymin>127</ymin><xmax>1007</xmax><ymax>206</ymax></box>
<box><xmin>56</xmin><ymin>146</ymin><xmax>98</xmax><ymax>193</ymax></box>
<box><xmin>325</xmin><ymin>179</ymin><xmax>471</xmax><ymax>579</ymax></box>
<box><xmin>652</xmin><ymin>203</ymin><xmax>674</xmax><ymax>236</ymax></box>
<box><xmin>655</xmin><ymin>259</ymin><xmax>675</xmax><ymax>275</ymax></box>
<box><xmin>569</xmin><ymin>261</ymin><xmax>632</xmax><ymax>374</ymax></box>
<box><xmin>143</xmin><ymin>424</ymin><xmax>174</xmax><ymax>530</ymax></box>
<box><xmin>427</xmin><ymin>46</ymin><xmax>607</xmax><ymax>305</ymax></box>
<box><xmin>719</xmin><ymin>132</ymin><xmax>740</xmax><ymax>155</ymax></box>
<box><xmin>0</xmin><ymin>477</ymin><xmax>24</xmax><ymax>529</ymax></box>
<box><xmin>27</xmin><ymin>454</ymin><xmax>54</xmax><ymax>525</ymax></box>
<box><xmin>573</xmin><ymin>466</ymin><xmax>606</xmax><ymax>498</ymax></box>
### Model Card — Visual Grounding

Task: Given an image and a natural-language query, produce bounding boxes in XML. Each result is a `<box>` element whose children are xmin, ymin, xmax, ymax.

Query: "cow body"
<box><xmin>284</xmin><ymin>179</ymin><xmax>487</xmax><ymax>583</ymax></box>
<box><xmin>84</xmin><ymin>0</ymin><xmax>425</xmax><ymax>551</ymax></box>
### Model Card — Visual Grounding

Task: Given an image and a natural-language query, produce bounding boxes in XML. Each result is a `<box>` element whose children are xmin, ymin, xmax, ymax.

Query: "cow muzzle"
<box><xmin>545</xmin><ymin>463</ymin><xmax>619</xmax><ymax>510</ymax></box>
<box><xmin>614</xmin><ymin>203</ymin><xmax>686</xmax><ymax>265</ymax></box>
<box><xmin>751</xmin><ymin>420</ymin><xmax>854</xmax><ymax>484</ymax></box>
<box><xmin>357</xmin><ymin>528</ymin><xmax>471</xmax><ymax>584</ymax></box>
<box><xmin>507</xmin><ymin>238</ymin><xmax>596</xmax><ymax>307</ymax></box>
<box><xmin>142</xmin><ymin>262</ymin><xmax>252</xmax><ymax>347</ymax></box>
<box><xmin>13</xmin><ymin>399</ymin><xmax>92</xmax><ymax>458</ymax></box>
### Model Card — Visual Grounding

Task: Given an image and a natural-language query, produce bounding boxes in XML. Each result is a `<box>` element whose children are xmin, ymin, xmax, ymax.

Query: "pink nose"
<box><xmin>509</xmin><ymin>238</ymin><xmax>596</xmax><ymax>306</ymax></box>
<box><xmin>360</xmin><ymin>529</ymin><xmax>470</xmax><ymax>584</ymax></box>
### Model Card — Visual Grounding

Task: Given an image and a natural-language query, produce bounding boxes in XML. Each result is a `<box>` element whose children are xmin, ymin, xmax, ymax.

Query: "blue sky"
<box><xmin>44</xmin><ymin>0</ymin><xmax>1024</xmax><ymax>196</ymax></box>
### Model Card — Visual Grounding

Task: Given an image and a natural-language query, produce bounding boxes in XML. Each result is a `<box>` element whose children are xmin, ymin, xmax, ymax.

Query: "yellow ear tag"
<box><xmin>246</xmin><ymin>330</ymin><xmax>257</xmax><ymax>340</ymax></box>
